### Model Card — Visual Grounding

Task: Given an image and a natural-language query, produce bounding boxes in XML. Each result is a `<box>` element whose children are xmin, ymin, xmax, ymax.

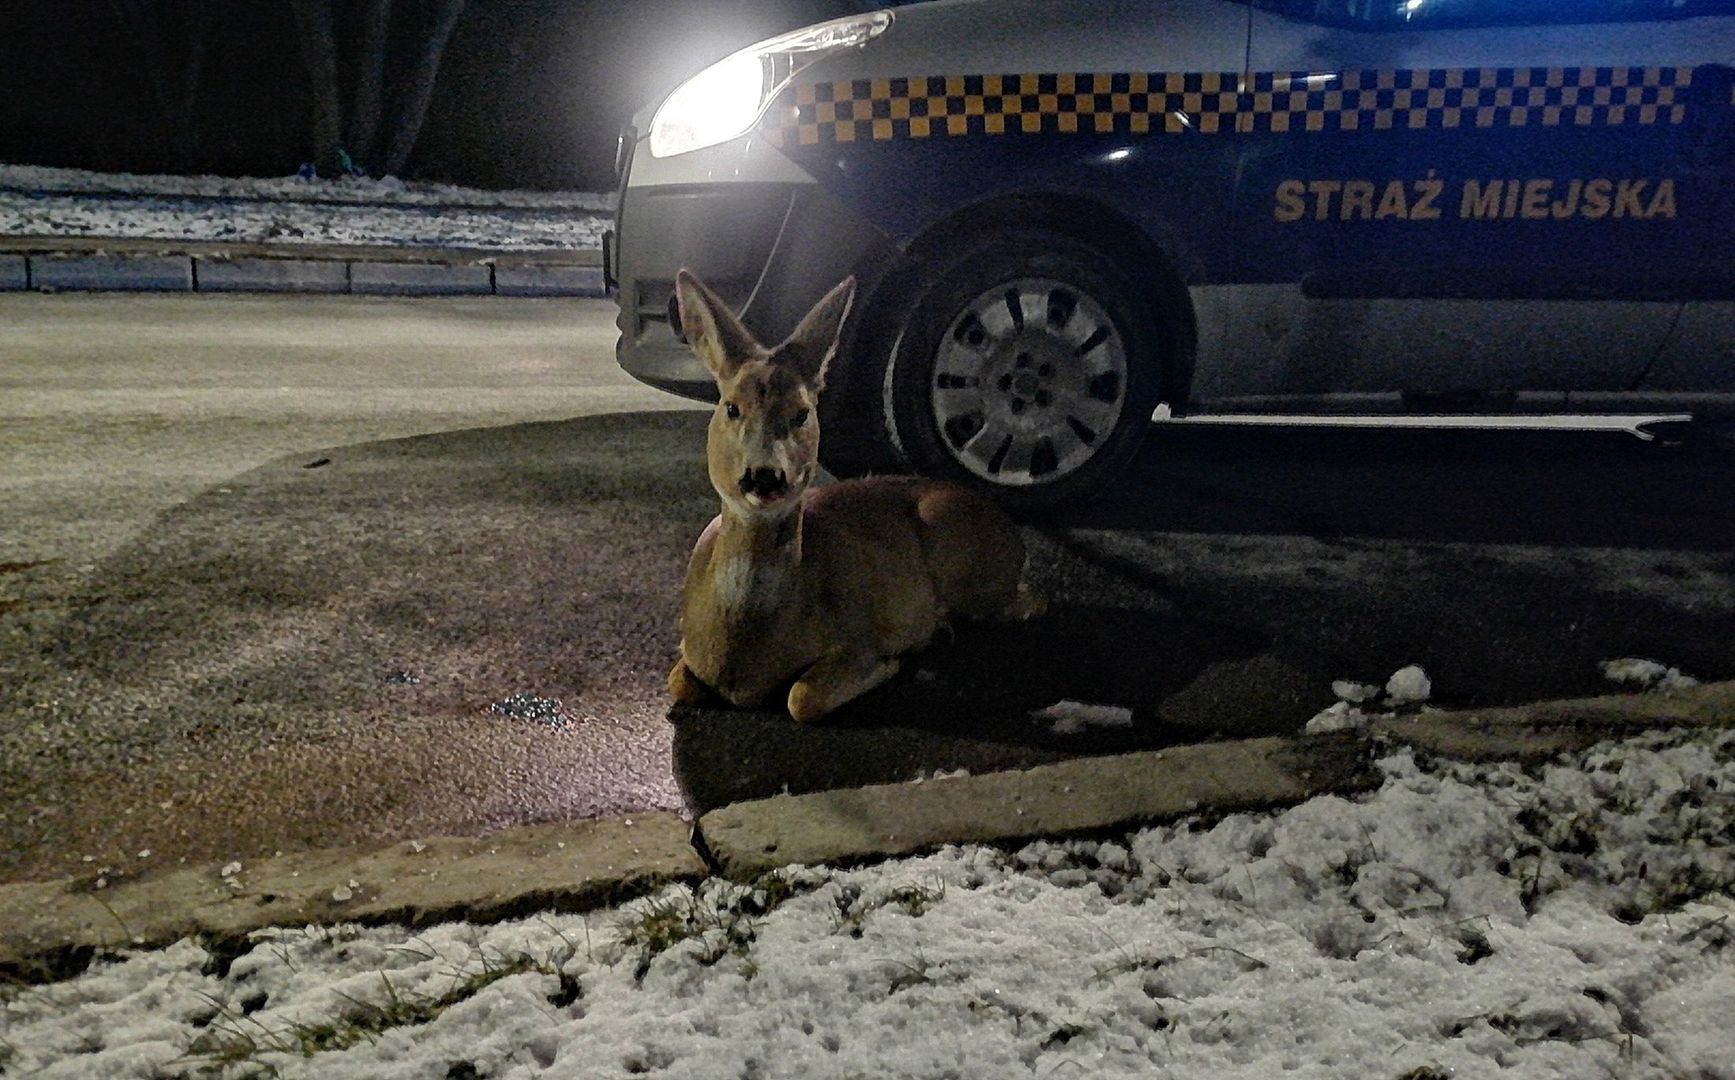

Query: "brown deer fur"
<box><xmin>668</xmin><ymin>270</ymin><xmax>1037</xmax><ymax>722</ymax></box>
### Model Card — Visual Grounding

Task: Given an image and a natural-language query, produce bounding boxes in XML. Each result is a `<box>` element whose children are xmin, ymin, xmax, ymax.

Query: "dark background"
<box><xmin>0</xmin><ymin>0</ymin><xmax>875</xmax><ymax>191</ymax></box>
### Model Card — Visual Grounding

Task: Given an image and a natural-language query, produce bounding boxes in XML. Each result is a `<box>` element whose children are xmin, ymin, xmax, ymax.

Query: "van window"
<box><xmin>1255</xmin><ymin>0</ymin><xmax>1735</xmax><ymax>30</ymax></box>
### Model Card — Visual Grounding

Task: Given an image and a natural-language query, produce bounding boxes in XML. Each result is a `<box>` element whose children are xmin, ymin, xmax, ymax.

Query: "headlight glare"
<box><xmin>648</xmin><ymin>11</ymin><xmax>893</xmax><ymax>158</ymax></box>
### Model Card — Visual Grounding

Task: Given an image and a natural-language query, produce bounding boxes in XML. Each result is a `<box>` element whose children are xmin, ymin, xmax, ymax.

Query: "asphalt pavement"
<box><xmin>0</xmin><ymin>295</ymin><xmax>702</xmax><ymax>883</ymax></box>
<box><xmin>3</xmin><ymin>293</ymin><xmax>1732</xmax><ymax>886</ymax></box>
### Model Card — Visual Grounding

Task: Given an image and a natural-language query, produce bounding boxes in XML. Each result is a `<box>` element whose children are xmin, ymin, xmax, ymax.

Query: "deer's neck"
<box><xmin>707</xmin><ymin>501</ymin><xmax>804</xmax><ymax>614</ymax></box>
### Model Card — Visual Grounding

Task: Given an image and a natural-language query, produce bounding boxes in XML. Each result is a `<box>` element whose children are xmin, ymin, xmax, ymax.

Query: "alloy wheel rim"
<box><xmin>929</xmin><ymin>276</ymin><xmax>1130</xmax><ymax>486</ymax></box>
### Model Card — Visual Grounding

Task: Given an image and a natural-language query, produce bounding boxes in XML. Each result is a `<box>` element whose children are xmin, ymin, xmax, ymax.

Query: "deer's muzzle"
<box><xmin>739</xmin><ymin>467</ymin><xmax>789</xmax><ymax>501</ymax></box>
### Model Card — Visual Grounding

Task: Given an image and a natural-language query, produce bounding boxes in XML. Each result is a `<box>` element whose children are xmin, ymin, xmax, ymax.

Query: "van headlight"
<box><xmin>648</xmin><ymin>11</ymin><xmax>894</xmax><ymax>159</ymax></box>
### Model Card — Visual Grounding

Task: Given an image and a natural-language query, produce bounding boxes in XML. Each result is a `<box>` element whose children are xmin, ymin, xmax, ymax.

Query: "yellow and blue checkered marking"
<box><xmin>763</xmin><ymin>66</ymin><xmax>1692</xmax><ymax>146</ymax></box>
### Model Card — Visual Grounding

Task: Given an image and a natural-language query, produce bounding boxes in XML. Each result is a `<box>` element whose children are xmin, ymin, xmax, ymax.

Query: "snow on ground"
<box><xmin>1033</xmin><ymin>700</ymin><xmax>1135</xmax><ymax>736</ymax></box>
<box><xmin>0</xmin><ymin>165</ymin><xmax>609</xmax><ymax>251</ymax></box>
<box><xmin>1603</xmin><ymin>658</ymin><xmax>1703</xmax><ymax>694</ymax></box>
<box><xmin>5</xmin><ymin>728</ymin><xmax>1732</xmax><ymax>1080</ymax></box>
<box><xmin>1308</xmin><ymin>664</ymin><xmax>1437</xmax><ymax>735</ymax></box>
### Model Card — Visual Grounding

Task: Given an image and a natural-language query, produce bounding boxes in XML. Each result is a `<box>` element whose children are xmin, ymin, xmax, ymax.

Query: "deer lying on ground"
<box><xmin>668</xmin><ymin>270</ymin><xmax>1039</xmax><ymax>723</ymax></box>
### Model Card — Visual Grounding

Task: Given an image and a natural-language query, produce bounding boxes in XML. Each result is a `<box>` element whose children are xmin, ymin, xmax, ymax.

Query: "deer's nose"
<box><xmin>740</xmin><ymin>467</ymin><xmax>788</xmax><ymax>498</ymax></box>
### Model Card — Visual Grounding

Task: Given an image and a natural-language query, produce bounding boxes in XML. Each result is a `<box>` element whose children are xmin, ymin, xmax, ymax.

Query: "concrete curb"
<box><xmin>0</xmin><ymin>814</ymin><xmax>703</xmax><ymax>978</ymax></box>
<box><xmin>698</xmin><ymin>734</ymin><xmax>1377</xmax><ymax>879</ymax></box>
<box><xmin>198</xmin><ymin>257</ymin><xmax>350</xmax><ymax>293</ymax></box>
<box><xmin>0</xmin><ymin>237</ymin><xmax>604</xmax><ymax>297</ymax></box>
<box><xmin>2</xmin><ymin>681</ymin><xmax>1729</xmax><ymax>978</ymax></box>
<box><xmin>1368</xmin><ymin>678</ymin><xmax>1735</xmax><ymax>760</ymax></box>
<box><xmin>32</xmin><ymin>253</ymin><xmax>192</xmax><ymax>292</ymax></box>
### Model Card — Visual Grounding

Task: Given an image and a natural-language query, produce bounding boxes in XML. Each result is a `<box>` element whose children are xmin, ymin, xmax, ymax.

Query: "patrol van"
<box><xmin>610</xmin><ymin>0</ymin><xmax>1735</xmax><ymax>508</ymax></box>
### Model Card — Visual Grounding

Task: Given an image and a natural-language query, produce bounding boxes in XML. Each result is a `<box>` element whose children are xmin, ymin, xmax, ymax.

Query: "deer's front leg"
<box><xmin>787</xmin><ymin>650</ymin><xmax>902</xmax><ymax>724</ymax></box>
<box><xmin>668</xmin><ymin>652</ymin><xmax>713</xmax><ymax>706</ymax></box>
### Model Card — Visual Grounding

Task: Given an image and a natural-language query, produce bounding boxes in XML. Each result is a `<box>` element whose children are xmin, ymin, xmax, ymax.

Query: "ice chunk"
<box><xmin>1306</xmin><ymin>701</ymin><xmax>1366</xmax><ymax>734</ymax></box>
<box><xmin>1601</xmin><ymin>657</ymin><xmax>1700</xmax><ymax>692</ymax></box>
<box><xmin>1384</xmin><ymin>665</ymin><xmax>1432</xmax><ymax>705</ymax></box>
<box><xmin>1033</xmin><ymin>700</ymin><xmax>1135</xmax><ymax>735</ymax></box>
<box><xmin>1331</xmin><ymin>680</ymin><xmax>1381</xmax><ymax>704</ymax></box>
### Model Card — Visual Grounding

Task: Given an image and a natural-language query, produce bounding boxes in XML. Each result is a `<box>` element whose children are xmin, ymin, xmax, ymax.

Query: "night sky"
<box><xmin>0</xmin><ymin>0</ymin><xmax>876</xmax><ymax>190</ymax></box>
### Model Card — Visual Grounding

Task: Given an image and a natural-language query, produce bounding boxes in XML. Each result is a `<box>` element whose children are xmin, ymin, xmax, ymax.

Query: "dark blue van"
<box><xmin>612</xmin><ymin>0</ymin><xmax>1735</xmax><ymax>507</ymax></box>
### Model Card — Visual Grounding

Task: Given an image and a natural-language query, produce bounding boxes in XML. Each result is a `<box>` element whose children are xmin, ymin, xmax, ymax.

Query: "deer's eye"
<box><xmin>791</xmin><ymin>409</ymin><xmax>810</xmax><ymax>429</ymax></box>
<box><xmin>724</xmin><ymin>402</ymin><xmax>741</xmax><ymax>420</ymax></box>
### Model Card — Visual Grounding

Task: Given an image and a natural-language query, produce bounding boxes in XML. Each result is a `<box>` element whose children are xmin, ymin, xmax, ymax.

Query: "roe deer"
<box><xmin>668</xmin><ymin>270</ymin><xmax>1039</xmax><ymax>723</ymax></box>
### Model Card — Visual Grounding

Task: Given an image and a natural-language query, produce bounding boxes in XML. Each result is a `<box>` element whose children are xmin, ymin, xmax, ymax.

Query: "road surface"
<box><xmin>2</xmin><ymin>293</ymin><xmax>1730</xmax><ymax>884</ymax></box>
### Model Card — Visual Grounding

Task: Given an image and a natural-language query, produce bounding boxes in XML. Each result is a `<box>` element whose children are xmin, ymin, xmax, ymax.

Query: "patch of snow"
<box><xmin>1311</xmin><ymin>665</ymin><xmax>1431</xmax><ymax>734</ymax></box>
<box><xmin>1329</xmin><ymin>679</ymin><xmax>1380</xmax><ymax>704</ymax></box>
<box><xmin>1304</xmin><ymin>700</ymin><xmax>1367</xmax><ymax>734</ymax></box>
<box><xmin>0</xmin><ymin>164</ymin><xmax>609</xmax><ymax>210</ymax></box>
<box><xmin>0</xmin><ymin>164</ymin><xmax>608</xmax><ymax>251</ymax></box>
<box><xmin>1601</xmin><ymin>657</ymin><xmax>1701</xmax><ymax>693</ymax></box>
<box><xmin>911</xmin><ymin>767</ymin><xmax>972</xmax><ymax>784</ymax></box>
<box><xmin>5</xmin><ymin>729</ymin><xmax>1732</xmax><ymax>1079</ymax></box>
<box><xmin>1384</xmin><ymin>664</ymin><xmax>1432</xmax><ymax>706</ymax></box>
<box><xmin>1034</xmin><ymin>700</ymin><xmax>1135</xmax><ymax>735</ymax></box>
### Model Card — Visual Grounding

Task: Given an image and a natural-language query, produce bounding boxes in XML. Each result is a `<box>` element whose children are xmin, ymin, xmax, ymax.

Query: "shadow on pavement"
<box><xmin>1062</xmin><ymin>425</ymin><xmax>1735</xmax><ymax>551</ymax></box>
<box><xmin>1035</xmin><ymin>423</ymin><xmax>1735</xmax><ymax>717</ymax></box>
<box><xmin>670</xmin><ymin>602</ymin><xmax>1314</xmax><ymax>813</ymax></box>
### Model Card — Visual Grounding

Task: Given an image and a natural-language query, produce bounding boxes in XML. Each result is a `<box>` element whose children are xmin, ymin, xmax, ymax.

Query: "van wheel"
<box><xmin>886</xmin><ymin>231</ymin><xmax>1163</xmax><ymax>511</ymax></box>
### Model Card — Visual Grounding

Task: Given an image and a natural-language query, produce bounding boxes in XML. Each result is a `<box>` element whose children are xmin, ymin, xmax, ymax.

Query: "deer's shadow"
<box><xmin>670</xmin><ymin>602</ymin><xmax>1316</xmax><ymax>813</ymax></box>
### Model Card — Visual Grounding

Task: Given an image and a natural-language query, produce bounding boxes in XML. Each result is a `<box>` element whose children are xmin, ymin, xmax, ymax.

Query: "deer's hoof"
<box><xmin>669</xmin><ymin>662</ymin><xmax>712</xmax><ymax>705</ymax></box>
<box><xmin>786</xmin><ymin>684</ymin><xmax>830</xmax><ymax>724</ymax></box>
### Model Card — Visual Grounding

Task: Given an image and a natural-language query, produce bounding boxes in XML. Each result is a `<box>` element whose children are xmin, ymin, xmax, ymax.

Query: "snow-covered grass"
<box><xmin>5</xmin><ymin>728</ymin><xmax>1732</xmax><ymax>1079</ymax></box>
<box><xmin>0</xmin><ymin>165</ymin><xmax>609</xmax><ymax>210</ymax></box>
<box><xmin>0</xmin><ymin>165</ymin><xmax>609</xmax><ymax>251</ymax></box>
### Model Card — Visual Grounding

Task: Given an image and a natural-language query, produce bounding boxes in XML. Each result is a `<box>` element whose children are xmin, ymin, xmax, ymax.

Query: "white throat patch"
<box><xmin>713</xmin><ymin>556</ymin><xmax>787</xmax><ymax>612</ymax></box>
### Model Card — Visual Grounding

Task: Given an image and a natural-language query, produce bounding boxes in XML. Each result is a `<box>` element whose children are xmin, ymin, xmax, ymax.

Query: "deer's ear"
<box><xmin>777</xmin><ymin>276</ymin><xmax>855</xmax><ymax>391</ymax></box>
<box><xmin>676</xmin><ymin>270</ymin><xmax>761</xmax><ymax>380</ymax></box>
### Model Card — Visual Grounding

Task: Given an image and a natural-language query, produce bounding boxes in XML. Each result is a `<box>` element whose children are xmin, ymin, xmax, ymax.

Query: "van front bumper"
<box><xmin>612</xmin><ymin>162</ymin><xmax>896</xmax><ymax>403</ymax></box>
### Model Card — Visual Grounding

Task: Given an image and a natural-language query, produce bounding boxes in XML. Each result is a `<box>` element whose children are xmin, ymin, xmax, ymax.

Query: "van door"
<box><xmin>1642</xmin><ymin>61</ymin><xmax>1735</xmax><ymax>404</ymax></box>
<box><xmin>1203</xmin><ymin>0</ymin><xmax>1729</xmax><ymax>409</ymax></box>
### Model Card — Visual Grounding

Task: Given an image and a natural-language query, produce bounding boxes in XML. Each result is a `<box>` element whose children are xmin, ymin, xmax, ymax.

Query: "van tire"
<box><xmin>882</xmin><ymin>229</ymin><xmax>1163</xmax><ymax>512</ymax></box>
